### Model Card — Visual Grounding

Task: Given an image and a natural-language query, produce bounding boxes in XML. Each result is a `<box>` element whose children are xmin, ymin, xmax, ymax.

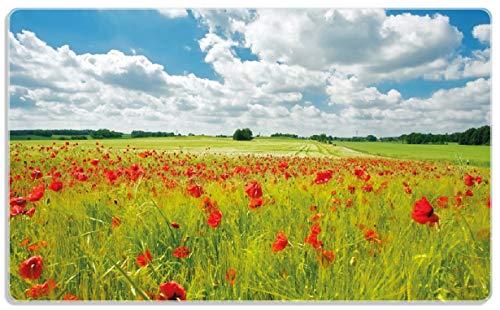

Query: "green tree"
<box><xmin>366</xmin><ymin>135</ymin><xmax>377</xmax><ymax>142</ymax></box>
<box><xmin>233</xmin><ymin>128</ymin><xmax>253</xmax><ymax>141</ymax></box>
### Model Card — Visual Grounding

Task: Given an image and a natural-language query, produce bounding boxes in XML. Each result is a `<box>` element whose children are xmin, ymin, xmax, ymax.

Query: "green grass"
<box><xmin>336</xmin><ymin>142</ymin><xmax>490</xmax><ymax>167</ymax></box>
<box><xmin>13</xmin><ymin>137</ymin><xmax>490</xmax><ymax>167</ymax></box>
<box><xmin>9</xmin><ymin>139</ymin><xmax>491</xmax><ymax>301</ymax></box>
<box><xmin>11</xmin><ymin>136</ymin><xmax>350</xmax><ymax>158</ymax></box>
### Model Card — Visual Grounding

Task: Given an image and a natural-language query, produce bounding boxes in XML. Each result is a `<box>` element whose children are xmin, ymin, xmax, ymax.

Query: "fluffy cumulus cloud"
<box><xmin>9</xmin><ymin>9</ymin><xmax>491</xmax><ymax>137</ymax></box>
<box><xmin>157</xmin><ymin>9</ymin><xmax>188</xmax><ymax>19</ymax></box>
<box><xmin>472</xmin><ymin>24</ymin><xmax>491</xmax><ymax>44</ymax></box>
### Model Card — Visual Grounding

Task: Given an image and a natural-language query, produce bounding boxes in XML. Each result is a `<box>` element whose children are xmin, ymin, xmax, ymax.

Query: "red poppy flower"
<box><xmin>412</xmin><ymin>197</ymin><xmax>439</xmax><ymax>226</ymax></box>
<box><xmin>173</xmin><ymin>246</ymin><xmax>190</xmax><ymax>258</ymax></box>
<box><xmin>436</xmin><ymin>196</ymin><xmax>449</xmax><ymax>208</ymax></box>
<box><xmin>107</xmin><ymin>170</ymin><xmax>118</xmax><ymax>183</ymax></box>
<box><xmin>271</xmin><ymin>231</ymin><xmax>288</xmax><ymax>252</ymax></box>
<box><xmin>318</xmin><ymin>250</ymin><xmax>335</xmax><ymax>267</ymax></box>
<box><xmin>111</xmin><ymin>216</ymin><xmax>121</xmax><ymax>228</ymax></box>
<box><xmin>10</xmin><ymin>204</ymin><xmax>25</xmax><ymax>217</ymax></box>
<box><xmin>207</xmin><ymin>210</ymin><xmax>222</xmax><ymax>228</ymax></box>
<box><xmin>24</xmin><ymin>207</ymin><xmax>36</xmax><ymax>217</ymax></box>
<box><xmin>362</xmin><ymin>184</ymin><xmax>373</xmax><ymax>192</ymax></box>
<box><xmin>305</xmin><ymin>223</ymin><xmax>323</xmax><ymax>250</ymax></box>
<box><xmin>225</xmin><ymin>269</ymin><xmax>237</xmax><ymax>285</ymax></box>
<box><xmin>245</xmin><ymin>180</ymin><xmax>263</xmax><ymax>199</ymax></box>
<box><xmin>158</xmin><ymin>281</ymin><xmax>186</xmax><ymax>301</ymax></box>
<box><xmin>364</xmin><ymin>230</ymin><xmax>379</xmax><ymax>242</ymax></box>
<box><xmin>186</xmin><ymin>184</ymin><xmax>203</xmax><ymax>198</ymax></box>
<box><xmin>90</xmin><ymin>159</ymin><xmax>100</xmax><ymax>166</ymax></box>
<box><xmin>48</xmin><ymin>181</ymin><xmax>63</xmax><ymax>192</ymax></box>
<box><xmin>465</xmin><ymin>189</ymin><xmax>473</xmax><ymax>197</ymax></box>
<box><xmin>201</xmin><ymin>196</ymin><xmax>218</xmax><ymax>213</ymax></box>
<box><xmin>20</xmin><ymin>238</ymin><xmax>30</xmax><ymax>247</ymax></box>
<box><xmin>30</xmin><ymin>168</ymin><xmax>43</xmax><ymax>180</ymax></box>
<box><xmin>136</xmin><ymin>251</ymin><xmax>152</xmax><ymax>267</ymax></box>
<box><xmin>404</xmin><ymin>186</ymin><xmax>412</xmax><ymax>194</ymax></box>
<box><xmin>464</xmin><ymin>174</ymin><xmax>475</xmax><ymax>187</ymax></box>
<box><xmin>354</xmin><ymin>169</ymin><xmax>364</xmax><ymax>178</ymax></box>
<box><xmin>310</xmin><ymin>213</ymin><xmax>324</xmax><ymax>222</ymax></box>
<box><xmin>475</xmin><ymin>176</ymin><xmax>483</xmax><ymax>184</ymax></box>
<box><xmin>76</xmin><ymin>173</ymin><xmax>89</xmax><ymax>182</ymax></box>
<box><xmin>249</xmin><ymin>197</ymin><xmax>263</xmax><ymax>209</ymax></box>
<box><xmin>63</xmin><ymin>293</ymin><xmax>79</xmax><ymax>300</ymax></box>
<box><xmin>26</xmin><ymin>279</ymin><xmax>57</xmax><ymax>298</ymax></box>
<box><xmin>19</xmin><ymin>256</ymin><xmax>43</xmax><ymax>280</ymax></box>
<box><xmin>171</xmin><ymin>222</ymin><xmax>180</xmax><ymax>229</ymax></box>
<box><xmin>10</xmin><ymin>197</ymin><xmax>26</xmax><ymax>207</ymax></box>
<box><xmin>314</xmin><ymin>170</ymin><xmax>333</xmax><ymax>184</ymax></box>
<box><xmin>28</xmin><ymin>183</ymin><xmax>45</xmax><ymax>202</ymax></box>
<box><xmin>348</xmin><ymin>185</ymin><xmax>355</xmax><ymax>194</ymax></box>
<box><xmin>27</xmin><ymin>244</ymin><xmax>40</xmax><ymax>252</ymax></box>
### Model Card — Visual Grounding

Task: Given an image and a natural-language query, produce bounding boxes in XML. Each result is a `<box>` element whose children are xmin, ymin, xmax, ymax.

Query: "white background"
<box><xmin>0</xmin><ymin>0</ymin><xmax>497</xmax><ymax>309</ymax></box>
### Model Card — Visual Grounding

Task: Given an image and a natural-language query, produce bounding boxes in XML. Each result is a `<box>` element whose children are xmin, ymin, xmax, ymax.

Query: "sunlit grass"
<box><xmin>9</xmin><ymin>139</ymin><xmax>490</xmax><ymax>301</ymax></box>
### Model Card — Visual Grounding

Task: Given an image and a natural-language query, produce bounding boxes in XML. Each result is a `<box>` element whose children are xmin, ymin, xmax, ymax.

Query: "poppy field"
<box><xmin>8</xmin><ymin>138</ymin><xmax>490</xmax><ymax>301</ymax></box>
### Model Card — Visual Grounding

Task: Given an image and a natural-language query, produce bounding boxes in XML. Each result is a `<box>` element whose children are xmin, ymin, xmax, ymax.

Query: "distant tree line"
<box><xmin>90</xmin><ymin>129</ymin><xmax>123</xmax><ymax>139</ymax></box>
<box><xmin>10</xmin><ymin>129</ymin><xmax>95</xmax><ymax>137</ymax></box>
<box><xmin>58</xmin><ymin>135</ymin><xmax>88</xmax><ymax>140</ymax></box>
<box><xmin>334</xmin><ymin>135</ymin><xmax>378</xmax><ymax>142</ymax></box>
<box><xmin>270</xmin><ymin>133</ymin><xmax>299</xmax><ymax>139</ymax></box>
<box><xmin>310</xmin><ymin>134</ymin><xmax>334</xmax><ymax>143</ymax></box>
<box><xmin>11</xmin><ymin>125</ymin><xmax>490</xmax><ymax>145</ymax></box>
<box><xmin>401</xmin><ymin>125</ymin><xmax>490</xmax><ymax>145</ymax></box>
<box><xmin>131</xmin><ymin>130</ymin><xmax>176</xmax><ymax>138</ymax></box>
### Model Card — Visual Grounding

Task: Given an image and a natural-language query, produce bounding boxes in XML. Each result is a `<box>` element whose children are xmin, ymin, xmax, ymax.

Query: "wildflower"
<box><xmin>464</xmin><ymin>174</ymin><xmax>475</xmax><ymax>187</ymax></box>
<box><xmin>225</xmin><ymin>269</ymin><xmax>237</xmax><ymax>285</ymax></box>
<box><xmin>173</xmin><ymin>246</ymin><xmax>190</xmax><ymax>259</ymax></box>
<box><xmin>19</xmin><ymin>256</ymin><xmax>43</xmax><ymax>280</ymax></box>
<box><xmin>245</xmin><ymin>180</ymin><xmax>263</xmax><ymax>198</ymax></box>
<box><xmin>111</xmin><ymin>216</ymin><xmax>121</xmax><ymax>228</ymax></box>
<box><xmin>26</xmin><ymin>279</ymin><xmax>57</xmax><ymax>298</ymax></box>
<box><xmin>48</xmin><ymin>181</ymin><xmax>63</xmax><ymax>192</ymax></box>
<box><xmin>271</xmin><ymin>231</ymin><xmax>288</xmax><ymax>252</ymax></box>
<box><xmin>249</xmin><ymin>197</ymin><xmax>263</xmax><ymax>209</ymax></box>
<box><xmin>207</xmin><ymin>210</ymin><xmax>222</xmax><ymax>228</ymax></box>
<box><xmin>186</xmin><ymin>184</ymin><xmax>203</xmax><ymax>198</ymax></box>
<box><xmin>436</xmin><ymin>196</ymin><xmax>448</xmax><ymax>208</ymax></box>
<box><xmin>314</xmin><ymin>170</ymin><xmax>333</xmax><ymax>184</ymax></box>
<box><xmin>136</xmin><ymin>251</ymin><xmax>152</xmax><ymax>267</ymax></box>
<box><xmin>28</xmin><ymin>183</ymin><xmax>45</xmax><ymax>202</ymax></box>
<box><xmin>158</xmin><ymin>281</ymin><xmax>186</xmax><ymax>301</ymax></box>
<box><xmin>412</xmin><ymin>197</ymin><xmax>439</xmax><ymax>226</ymax></box>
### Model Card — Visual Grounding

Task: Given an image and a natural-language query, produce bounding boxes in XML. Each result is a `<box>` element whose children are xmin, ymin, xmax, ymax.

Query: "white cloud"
<box><xmin>326</xmin><ymin>73</ymin><xmax>402</xmax><ymax>108</ymax></box>
<box><xmin>157</xmin><ymin>9</ymin><xmax>188</xmax><ymax>19</ymax></box>
<box><xmin>192</xmin><ymin>9</ymin><xmax>256</xmax><ymax>35</ymax></box>
<box><xmin>234</xmin><ymin>10</ymin><xmax>463</xmax><ymax>83</ymax></box>
<box><xmin>472</xmin><ymin>24</ymin><xmax>491</xmax><ymax>44</ymax></box>
<box><xmin>8</xmin><ymin>9</ymin><xmax>492</xmax><ymax>137</ymax></box>
<box><xmin>443</xmin><ymin>48</ymin><xmax>491</xmax><ymax>80</ymax></box>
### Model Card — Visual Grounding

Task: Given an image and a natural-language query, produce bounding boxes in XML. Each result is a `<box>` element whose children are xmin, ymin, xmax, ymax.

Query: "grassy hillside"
<box><xmin>336</xmin><ymin>142</ymin><xmax>490</xmax><ymax>167</ymax></box>
<box><xmin>11</xmin><ymin>137</ymin><xmax>490</xmax><ymax>167</ymax></box>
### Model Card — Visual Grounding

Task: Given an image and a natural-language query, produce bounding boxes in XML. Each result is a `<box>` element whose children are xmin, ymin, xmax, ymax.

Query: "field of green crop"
<box><xmin>9</xmin><ymin>137</ymin><xmax>490</xmax><ymax>301</ymax></box>
<box><xmin>336</xmin><ymin>142</ymin><xmax>490</xmax><ymax>167</ymax></box>
<box><xmin>13</xmin><ymin>137</ymin><xmax>369</xmax><ymax>158</ymax></box>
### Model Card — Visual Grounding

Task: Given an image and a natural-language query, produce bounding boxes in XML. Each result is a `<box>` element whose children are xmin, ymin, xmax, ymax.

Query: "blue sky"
<box><xmin>10</xmin><ymin>10</ymin><xmax>219</xmax><ymax>80</ymax></box>
<box><xmin>8</xmin><ymin>9</ymin><xmax>491</xmax><ymax>136</ymax></box>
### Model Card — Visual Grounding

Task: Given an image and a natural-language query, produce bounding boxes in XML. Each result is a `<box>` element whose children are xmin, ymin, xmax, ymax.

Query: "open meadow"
<box><xmin>9</xmin><ymin>137</ymin><xmax>490</xmax><ymax>301</ymax></box>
